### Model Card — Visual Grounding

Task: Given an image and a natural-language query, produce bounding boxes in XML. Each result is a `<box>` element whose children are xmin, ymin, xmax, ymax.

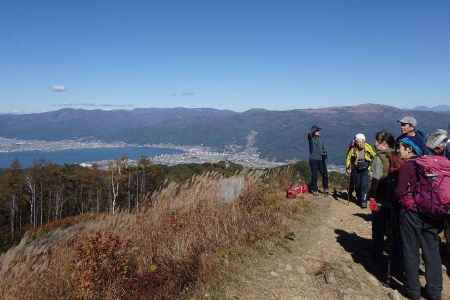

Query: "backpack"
<box><xmin>375</xmin><ymin>151</ymin><xmax>404</xmax><ymax>203</ymax></box>
<box><xmin>414</xmin><ymin>155</ymin><xmax>450</xmax><ymax>217</ymax></box>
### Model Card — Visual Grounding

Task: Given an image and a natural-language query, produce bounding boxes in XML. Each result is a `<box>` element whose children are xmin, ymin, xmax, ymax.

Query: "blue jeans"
<box><xmin>351</xmin><ymin>168</ymin><xmax>368</xmax><ymax>205</ymax></box>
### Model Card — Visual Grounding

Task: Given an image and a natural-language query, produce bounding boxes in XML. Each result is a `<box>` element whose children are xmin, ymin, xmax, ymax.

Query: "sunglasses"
<box><xmin>400</xmin><ymin>122</ymin><xmax>410</xmax><ymax>127</ymax></box>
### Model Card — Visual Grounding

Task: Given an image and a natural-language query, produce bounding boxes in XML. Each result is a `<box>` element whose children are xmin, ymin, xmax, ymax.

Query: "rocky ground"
<box><xmin>200</xmin><ymin>193</ymin><xmax>450</xmax><ymax>300</ymax></box>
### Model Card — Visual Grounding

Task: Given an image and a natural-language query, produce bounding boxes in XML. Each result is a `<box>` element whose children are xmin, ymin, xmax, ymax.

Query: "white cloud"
<box><xmin>181</xmin><ymin>91</ymin><xmax>196</xmax><ymax>96</ymax></box>
<box><xmin>171</xmin><ymin>90</ymin><xmax>197</xmax><ymax>97</ymax></box>
<box><xmin>51</xmin><ymin>85</ymin><xmax>66</xmax><ymax>92</ymax></box>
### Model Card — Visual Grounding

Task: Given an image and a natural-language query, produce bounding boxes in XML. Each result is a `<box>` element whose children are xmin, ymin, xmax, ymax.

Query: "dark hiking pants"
<box><xmin>309</xmin><ymin>159</ymin><xmax>328</xmax><ymax>193</ymax></box>
<box><xmin>400</xmin><ymin>209</ymin><xmax>443</xmax><ymax>300</ymax></box>
<box><xmin>372</xmin><ymin>205</ymin><xmax>389</xmax><ymax>257</ymax></box>
<box><xmin>352</xmin><ymin>168</ymin><xmax>369</xmax><ymax>206</ymax></box>
<box><xmin>372</xmin><ymin>203</ymin><xmax>402</xmax><ymax>275</ymax></box>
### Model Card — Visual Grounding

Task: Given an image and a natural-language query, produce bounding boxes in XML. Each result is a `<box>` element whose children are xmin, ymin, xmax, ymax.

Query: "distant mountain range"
<box><xmin>413</xmin><ymin>105</ymin><xmax>450</xmax><ymax>112</ymax></box>
<box><xmin>1</xmin><ymin>104</ymin><xmax>449</xmax><ymax>164</ymax></box>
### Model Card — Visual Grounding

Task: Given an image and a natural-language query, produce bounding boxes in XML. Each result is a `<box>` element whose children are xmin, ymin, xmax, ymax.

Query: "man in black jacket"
<box><xmin>307</xmin><ymin>125</ymin><xmax>329</xmax><ymax>195</ymax></box>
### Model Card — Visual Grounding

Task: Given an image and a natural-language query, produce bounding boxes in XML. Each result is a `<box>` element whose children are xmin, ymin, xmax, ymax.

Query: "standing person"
<box><xmin>397</xmin><ymin>116</ymin><xmax>428</xmax><ymax>155</ymax></box>
<box><xmin>426</xmin><ymin>129</ymin><xmax>448</xmax><ymax>156</ymax></box>
<box><xmin>307</xmin><ymin>125</ymin><xmax>329</xmax><ymax>195</ymax></box>
<box><xmin>346</xmin><ymin>133</ymin><xmax>375</xmax><ymax>208</ymax></box>
<box><xmin>368</xmin><ymin>131</ymin><xmax>396</xmax><ymax>259</ymax></box>
<box><xmin>368</xmin><ymin>131</ymin><xmax>405</xmax><ymax>284</ymax></box>
<box><xmin>396</xmin><ymin>137</ymin><xmax>443</xmax><ymax>300</ymax></box>
<box><xmin>426</xmin><ymin>129</ymin><xmax>450</xmax><ymax>285</ymax></box>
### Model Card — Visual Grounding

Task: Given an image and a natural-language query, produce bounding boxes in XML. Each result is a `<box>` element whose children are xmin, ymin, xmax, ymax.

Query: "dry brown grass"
<box><xmin>28</xmin><ymin>213</ymin><xmax>99</xmax><ymax>241</ymax></box>
<box><xmin>0</xmin><ymin>171</ymin><xmax>307</xmax><ymax>299</ymax></box>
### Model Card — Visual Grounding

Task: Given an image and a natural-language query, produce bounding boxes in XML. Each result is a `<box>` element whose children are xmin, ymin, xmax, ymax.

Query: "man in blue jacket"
<box><xmin>307</xmin><ymin>125</ymin><xmax>329</xmax><ymax>195</ymax></box>
<box><xmin>396</xmin><ymin>116</ymin><xmax>428</xmax><ymax>155</ymax></box>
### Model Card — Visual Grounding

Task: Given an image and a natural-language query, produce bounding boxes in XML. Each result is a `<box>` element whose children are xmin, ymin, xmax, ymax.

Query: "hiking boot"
<box><xmin>361</xmin><ymin>202</ymin><xmax>368</xmax><ymax>209</ymax></box>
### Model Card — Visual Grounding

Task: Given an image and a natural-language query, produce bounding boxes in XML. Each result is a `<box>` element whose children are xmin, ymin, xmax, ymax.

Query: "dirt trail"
<box><xmin>210</xmin><ymin>194</ymin><xmax>450</xmax><ymax>300</ymax></box>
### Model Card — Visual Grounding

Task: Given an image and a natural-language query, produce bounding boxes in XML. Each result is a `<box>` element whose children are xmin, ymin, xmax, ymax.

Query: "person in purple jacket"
<box><xmin>396</xmin><ymin>137</ymin><xmax>444</xmax><ymax>300</ymax></box>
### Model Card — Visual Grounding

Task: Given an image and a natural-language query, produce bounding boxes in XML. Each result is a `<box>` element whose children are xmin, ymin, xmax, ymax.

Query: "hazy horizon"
<box><xmin>0</xmin><ymin>102</ymin><xmax>403</xmax><ymax>115</ymax></box>
<box><xmin>3</xmin><ymin>102</ymin><xmax>450</xmax><ymax>115</ymax></box>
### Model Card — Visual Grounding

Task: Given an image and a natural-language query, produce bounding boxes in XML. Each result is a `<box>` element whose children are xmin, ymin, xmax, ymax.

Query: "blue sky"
<box><xmin>1</xmin><ymin>1</ymin><xmax>450</xmax><ymax>113</ymax></box>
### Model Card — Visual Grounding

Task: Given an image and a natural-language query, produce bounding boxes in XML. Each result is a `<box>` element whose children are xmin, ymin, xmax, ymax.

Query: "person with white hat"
<box><xmin>345</xmin><ymin>133</ymin><xmax>376</xmax><ymax>208</ymax></box>
<box><xmin>426</xmin><ymin>129</ymin><xmax>448</xmax><ymax>157</ymax></box>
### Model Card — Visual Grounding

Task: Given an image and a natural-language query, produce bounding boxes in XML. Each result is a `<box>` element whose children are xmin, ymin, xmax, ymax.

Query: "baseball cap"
<box><xmin>311</xmin><ymin>125</ymin><xmax>321</xmax><ymax>132</ymax></box>
<box><xmin>397</xmin><ymin>116</ymin><xmax>418</xmax><ymax>127</ymax></box>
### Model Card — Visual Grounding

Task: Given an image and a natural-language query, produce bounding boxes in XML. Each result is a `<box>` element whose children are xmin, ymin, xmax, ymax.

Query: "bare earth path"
<box><xmin>207</xmin><ymin>194</ymin><xmax>450</xmax><ymax>300</ymax></box>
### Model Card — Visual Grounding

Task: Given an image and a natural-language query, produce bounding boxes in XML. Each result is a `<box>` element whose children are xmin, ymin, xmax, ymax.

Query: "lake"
<box><xmin>0</xmin><ymin>147</ymin><xmax>183</xmax><ymax>168</ymax></box>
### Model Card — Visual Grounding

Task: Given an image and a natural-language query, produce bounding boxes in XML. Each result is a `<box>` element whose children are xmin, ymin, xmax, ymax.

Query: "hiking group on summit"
<box><xmin>307</xmin><ymin>116</ymin><xmax>450</xmax><ymax>300</ymax></box>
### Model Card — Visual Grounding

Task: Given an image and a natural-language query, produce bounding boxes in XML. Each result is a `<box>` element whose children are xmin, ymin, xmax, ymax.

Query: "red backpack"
<box><xmin>414</xmin><ymin>155</ymin><xmax>450</xmax><ymax>217</ymax></box>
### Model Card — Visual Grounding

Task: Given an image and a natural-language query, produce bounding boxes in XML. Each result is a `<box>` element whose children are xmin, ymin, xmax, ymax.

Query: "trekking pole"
<box><xmin>346</xmin><ymin>182</ymin><xmax>351</xmax><ymax>205</ymax></box>
<box><xmin>346</xmin><ymin>169</ymin><xmax>351</xmax><ymax>206</ymax></box>
<box><xmin>385</xmin><ymin>227</ymin><xmax>392</xmax><ymax>286</ymax></box>
<box><xmin>384</xmin><ymin>203</ymin><xmax>396</xmax><ymax>287</ymax></box>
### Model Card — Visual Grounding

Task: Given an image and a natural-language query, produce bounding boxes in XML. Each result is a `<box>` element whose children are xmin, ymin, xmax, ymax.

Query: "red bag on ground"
<box><xmin>286</xmin><ymin>182</ymin><xmax>309</xmax><ymax>198</ymax></box>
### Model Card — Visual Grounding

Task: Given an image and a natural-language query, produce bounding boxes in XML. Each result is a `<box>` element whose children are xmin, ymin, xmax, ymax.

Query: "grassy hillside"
<box><xmin>0</xmin><ymin>161</ymin><xmax>348</xmax><ymax>299</ymax></box>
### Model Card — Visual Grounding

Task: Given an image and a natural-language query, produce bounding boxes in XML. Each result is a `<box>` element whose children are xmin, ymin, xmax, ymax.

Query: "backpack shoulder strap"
<box><xmin>388</xmin><ymin>152</ymin><xmax>404</xmax><ymax>173</ymax></box>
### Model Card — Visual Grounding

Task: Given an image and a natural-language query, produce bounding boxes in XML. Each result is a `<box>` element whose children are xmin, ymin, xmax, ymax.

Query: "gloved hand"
<box><xmin>369</xmin><ymin>198</ymin><xmax>379</xmax><ymax>212</ymax></box>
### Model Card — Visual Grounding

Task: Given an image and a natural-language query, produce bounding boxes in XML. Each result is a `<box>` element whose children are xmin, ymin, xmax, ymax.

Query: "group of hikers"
<box><xmin>307</xmin><ymin>116</ymin><xmax>450</xmax><ymax>300</ymax></box>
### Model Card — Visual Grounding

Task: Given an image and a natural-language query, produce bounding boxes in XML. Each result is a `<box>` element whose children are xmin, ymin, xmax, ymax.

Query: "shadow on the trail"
<box><xmin>334</xmin><ymin>229</ymin><xmax>406</xmax><ymax>296</ymax></box>
<box><xmin>353</xmin><ymin>213</ymin><xmax>372</xmax><ymax>222</ymax></box>
<box><xmin>332</xmin><ymin>191</ymin><xmax>358</xmax><ymax>205</ymax></box>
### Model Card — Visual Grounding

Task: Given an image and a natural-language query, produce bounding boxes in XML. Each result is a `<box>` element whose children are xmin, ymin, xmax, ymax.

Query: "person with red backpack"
<box><xmin>426</xmin><ymin>129</ymin><xmax>448</xmax><ymax>157</ymax></box>
<box><xmin>426</xmin><ymin>129</ymin><xmax>450</xmax><ymax>280</ymax></box>
<box><xmin>396</xmin><ymin>137</ymin><xmax>445</xmax><ymax>300</ymax></box>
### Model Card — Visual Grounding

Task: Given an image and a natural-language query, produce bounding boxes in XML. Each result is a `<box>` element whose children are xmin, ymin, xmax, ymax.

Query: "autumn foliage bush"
<box><xmin>70</xmin><ymin>232</ymin><xmax>136</xmax><ymax>299</ymax></box>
